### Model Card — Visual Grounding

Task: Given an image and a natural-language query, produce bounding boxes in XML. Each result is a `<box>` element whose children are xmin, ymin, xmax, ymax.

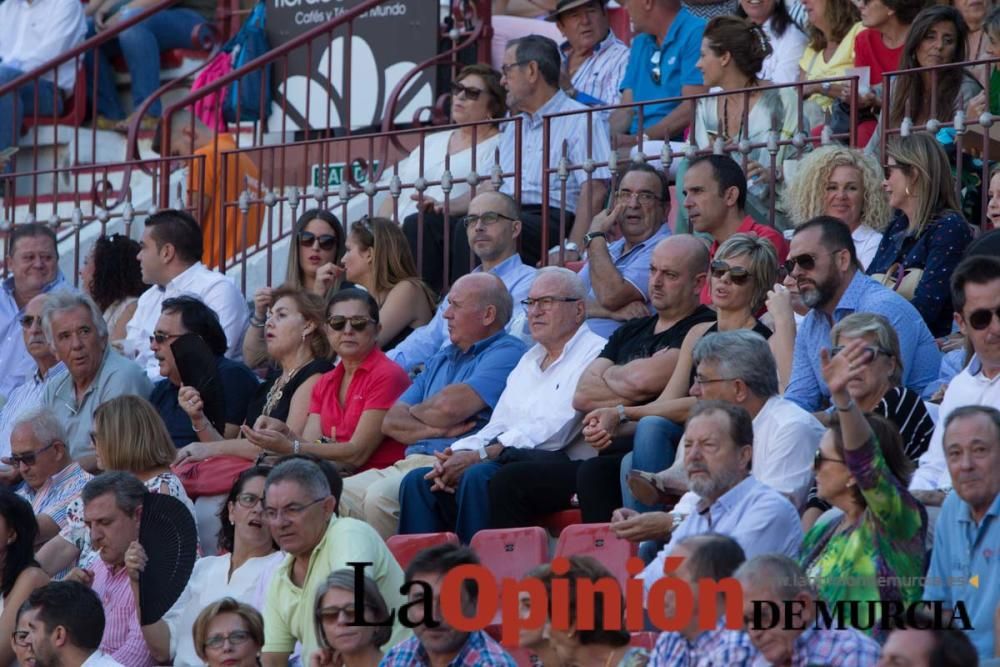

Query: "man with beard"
<box><xmin>784</xmin><ymin>217</ymin><xmax>940</xmax><ymax>412</ymax></box>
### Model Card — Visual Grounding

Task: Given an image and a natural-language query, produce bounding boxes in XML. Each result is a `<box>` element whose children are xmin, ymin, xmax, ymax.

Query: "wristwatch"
<box><xmin>478</xmin><ymin>446</ymin><xmax>490</xmax><ymax>461</ymax></box>
<box><xmin>583</xmin><ymin>231</ymin><xmax>607</xmax><ymax>248</ymax></box>
<box><xmin>820</xmin><ymin>81</ymin><xmax>832</xmax><ymax>95</ymax></box>
<box><xmin>616</xmin><ymin>404</ymin><xmax>628</xmax><ymax>424</ymax></box>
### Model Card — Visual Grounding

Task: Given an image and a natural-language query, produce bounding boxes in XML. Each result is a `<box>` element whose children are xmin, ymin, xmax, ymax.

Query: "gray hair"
<box><xmin>314</xmin><ymin>569</ymin><xmax>392</xmax><ymax>650</ymax></box>
<box><xmin>534</xmin><ymin>266</ymin><xmax>587</xmax><ymax>301</ymax></box>
<box><xmin>81</xmin><ymin>472</ymin><xmax>147</xmax><ymax>516</ymax></box>
<box><xmin>40</xmin><ymin>290</ymin><xmax>108</xmax><ymax>346</ymax></box>
<box><xmin>692</xmin><ymin>330</ymin><xmax>779</xmax><ymax>399</ymax></box>
<box><xmin>11</xmin><ymin>406</ymin><xmax>68</xmax><ymax>448</ymax></box>
<box><xmin>507</xmin><ymin>35</ymin><xmax>561</xmax><ymax>87</ymax></box>
<box><xmin>735</xmin><ymin>554</ymin><xmax>814</xmax><ymax>599</ymax></box>
<box><xmin>265</xmin><ymin>459</ymin><xmax>332</xmax><ymax>499</ymax></box>
<box><xmin>830</xmin><ymin>312</ymin><xmax>902</xmax><ymax>385</ymax></box>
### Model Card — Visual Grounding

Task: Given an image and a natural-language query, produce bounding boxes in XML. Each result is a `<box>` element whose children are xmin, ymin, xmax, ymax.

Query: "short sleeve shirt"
<box><xmin>598</xmin><ymin>306</ymin><xmax>716</xmax><ymax>365</ymax></box>
<box><xmin>309</xmin><ymin>348</ymin><xmax>411</xmax><ymax>471</ymax></box>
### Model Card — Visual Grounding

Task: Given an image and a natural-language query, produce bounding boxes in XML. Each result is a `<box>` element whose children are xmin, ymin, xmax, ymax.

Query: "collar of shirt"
<box><xmin>480</xmin><ymin>253</ymin><xmax>528</xmax><ymax>281</ymax></box>
<box><xmin>966</xmin><ymin>355</ymin><xmax>1000</xmax><ymax>384</ymax></box>
<box><xmin>523</xmin><ymin>323</ymin><xmax>592</xmax><ymax>372</ymax></box>
<box><xmin>831</xmin><ymin>270</ymin><xmax>872</xmax><ymax>319</ymax></box>
<box><xmin>617</xmin><ymin>223</ymin><xmax>670</xmax><ymax>259</ymax></box>
<box><xmin>957</xmin><ymin>488</ymin><xmax>1000</xmax><ymax>527</ymax></box>
<box><xmin>522</xmin><ymin>89</ymin><xmax>576</xmax><ymax>128</ymax></box>
<box><xmin>641</xmin><ymin>7</ymin><xmax>695</xmax><ymax>51</ymax></box>
<box><xmin>695</xmin><ymin>474</ymin><xmax>755</xmax><ymax>518</ymax></box>
<box><xmin>445</xmin><ymin>329</ymin><xmax>509</xmax><ymax>360</ymax></box>
<box><xmin>35</xmin><ymin>361</ymin><xmax>67</xmax><ymax>384</ymax></box>
<box><xmin>560</xmin><ymin>29</ymin><xmax>622</xmax><ymax>61</ymax></box>
<box><xmin>1</xmin><ymin>271</ymin><xmax>67</xmax><ymax>311</ymax></box>
<box><xmin>57</xmin><ymin>345</ymin><xmax>112</xmax><ymax>405</ymax></box>
<box><xmin>29</xmin><ymin>462</ymin><xmax>86</xmax><ymax>500</ymax></box>
<box><xmin>162</xmin><ymin>262</ymin><xmax>208</xmax><ymax>293</ymax></box>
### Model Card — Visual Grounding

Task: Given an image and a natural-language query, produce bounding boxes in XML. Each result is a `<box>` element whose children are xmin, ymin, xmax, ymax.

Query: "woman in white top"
<box><xmin>126</xmin><ymin>466</ymin><xmax>284</xmax><ymax>667</ymax></box>
<box><xmin>79</xmin><ymin>234</ymin><xmax>146</xmax><ymax>348</ymax></box>
<box><xmin>782</xmin><ymin>145</ymin><xmax>890</xmax><ymax>269</ymax></box>
<box><xmin>738</xmin><ymin>0</ymin><xmax>809</xmax><ymax>83</ymax></box>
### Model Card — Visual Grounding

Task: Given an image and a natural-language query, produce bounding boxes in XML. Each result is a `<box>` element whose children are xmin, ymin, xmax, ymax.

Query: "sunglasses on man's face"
<box><xmin>19</xmin><ymin>315</ymin><xmax>39</xmax><ymax>328</ymax></box>
<box><xmin>710</xmin><ymin>260</ymin><xmax>751</xmax><ymax>285</ymax></box>
<box><xmin>451</xmin><ymin>82</ymin><xmax>484</xmax><ymax>101</ymax></box>
<box><xmin>327</xmin><ymin>315</ymin><xmax>374</xmax><ymax>332</ymax></box>
<box><xmin>298</xmin><ymin>231</ymin><xmax>338</xmax><ymax>251</ymax></box>
<box><xmin>967</xmin><ymin>306</ymin><xmax>1000</xmax><ymax>331</ymax></box>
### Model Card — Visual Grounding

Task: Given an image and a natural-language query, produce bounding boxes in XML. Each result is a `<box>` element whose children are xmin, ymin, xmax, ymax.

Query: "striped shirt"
<box><xmin>16</xmin><ymin>461</ymin><xmax>91</xmax><ymax>529</ymax></box>
<box><xmin>92</xmin><ymin>559</ymin><xmax>156</xmax><ymax>667</ymax></box>
<box><xmin>561</xmin><ymin>31</ymin><xmax>631</xmax><ymax>106</ymax></box>
<box><xmin>0</xmin><ymin>362</ymin><xmax>66</xmax><ymax>459</ymax></box>
<box><xmin>498</xmin><ymin>90</ymin><xmax>612</xmax><ymax>213</ymax></box>
<box><xmin>750</xmin><ymin>627</ymin><xmax>881</xmax><ymax>667</ymax></box>
<box><xmin>652</xmin><ymin>620</ymin><xmax>755</xmax><ymax>666</ymax></box>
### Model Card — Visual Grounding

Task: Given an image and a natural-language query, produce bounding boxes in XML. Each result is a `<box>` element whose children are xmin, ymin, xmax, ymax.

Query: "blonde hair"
<box><xmin>886</xmin><ymin>133</ymin><xmax>962</xmax><ymax>237</ymax></box>
<box><xmin>268</xmin><ymin>284</ymin><xmax>333</xmax><ymax>361</ymax></box>
<box><xmin>93</xmin><ymin>396</ymin><xmax>176</xmax><ymax>472</ymax></box>
<box><xmin>715</xmin><ymin>233</ymin><xmax>779</xmax><ymax>312</ymax></box>
<box><xmin>349</xmin><ymin>216</ymin><xmax>436</xmax><ymax>310</ymax></box>
<box><xmin>192</xmin><ymin>598</ymin><xmax>264</xmax><ymax>661</ymax></box>
<box><xmin>783</xmin><ymin>145</ymin><xmax>890</xmax><ymax>232</ymax></box>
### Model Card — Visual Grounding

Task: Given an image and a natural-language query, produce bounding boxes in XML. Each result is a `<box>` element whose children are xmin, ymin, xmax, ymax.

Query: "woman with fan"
<box><xmin>36</xmin><ymin>396</ymin><xmax>196</xmax><ymax>577</ymax></box>
<box><xmin>124</xmin><ymin>466</ymin><xmax>283</xmax><ymax>667</ymax></box>
<box><xmin>0</xmin><ymin>490</ymin><xmax>49</xmax><ymax>667</ymax></box>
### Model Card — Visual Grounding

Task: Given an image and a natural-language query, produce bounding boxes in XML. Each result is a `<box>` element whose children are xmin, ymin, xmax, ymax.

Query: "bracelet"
<box><xmin>249</xmin><ymin>314</ymin><xmax>266</xmax><ymax>328</ymax></box>
<box><xmin>293</xmin><ymin>439</ymin><xmax>301</xmax><ymax>455</ymax></box>
<box><xmin>191</xmin><ymin>421</ymin><xmax>207</xmax><ymax>433</ymax></box>
<box><xmin>833</xmin><ymin>398</ymin><xmax>855</xmax><ymax>412</ymax></box>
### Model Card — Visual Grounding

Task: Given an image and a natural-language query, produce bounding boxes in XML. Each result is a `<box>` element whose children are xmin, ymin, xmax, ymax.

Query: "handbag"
<box><xmin>172</xmin><ymin>456</ymin><xmax>253</xmax><ymax>498</ymax></box>
<box><xmin>222</xmin><ymin>1</ymin><xmax>272</xmax><ymax>123</ymax></box>
<box><xmin>871</xmin><ymin>262</ymin><xmax>924</xmax><ymax>301</ymax></box>
<box><xmin>191</xmin><ymin>51</ymin><xmax>234</xmax><ymax>132</ymax></box>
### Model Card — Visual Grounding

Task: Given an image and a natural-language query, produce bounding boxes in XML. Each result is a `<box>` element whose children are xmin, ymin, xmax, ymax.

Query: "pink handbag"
<box><xmin>191</xmin><ymin>51</ymin><xmax>233</xmax><ymax>132</ymax></box>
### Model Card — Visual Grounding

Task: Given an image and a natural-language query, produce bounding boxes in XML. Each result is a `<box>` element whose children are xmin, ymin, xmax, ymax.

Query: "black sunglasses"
<box><xmin>328</xmin><ymin>315</ymin><xmax>374</xmax><ymax>331</ymax></box>
<box><xmin>2</xmin><ymin>441</ymin><xmax>57</xmax><ymax>467</ymax></box>
<box><xmin>710</xmin><ymin>260</ymin><xmax>751</xmax><ymax>285</ymax></box>
<box><xmin>967</xmin><ymin>306</ymin><xmax>1000</xmax><ymax>331</ymax></box>
<box><xmin>814</xmin><ymin>449</ymin><xmax>845</xmax><ymax>470</ymax></box>
<box><xmin>19</xmin><ymin>315</ymin><xmax>38</xmax><ymax>328</ymax></box>
<box><xmin>649</xmin><ymin>51</ymin><xmax>662</xmax><ymax>85</ymax></box>
<box><xmin>451</xmin><ymin>82</ymin><xmax>484</xmax><ymax>101</ymax></box>
<box><xmin>149</xmin><ymin>332</ymin><xmax>182</xmax><ymax>345</ymax></box>
<box><xmin>298</xmin><ymin>231</ymin><xmax>338</xmax><ymax>251</ymax></box>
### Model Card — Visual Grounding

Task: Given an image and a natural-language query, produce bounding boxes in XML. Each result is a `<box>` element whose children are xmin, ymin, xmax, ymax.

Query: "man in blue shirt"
<box><xmin>611</xmin><ymin>0</ymin><xmax>706</xmax><ymax>143</ymax></box>
<box><xmin>925</xmin><ymin>405</ymin><xmax>1000</xmax><ymax>660</ymax></box>
<box><xmin>388</xmin><ymin>192</ymin><xmax>536</xmax><ymax>373</ymax></box>
<box><xmin>340</xmin><ymin>273</ymin><xmax>527</xmax><ymax>539</ymax></box>
<box><xmin>784</xmin><ymin>216</ymin><xmax>940</xmax><ymax>412</ymax></box>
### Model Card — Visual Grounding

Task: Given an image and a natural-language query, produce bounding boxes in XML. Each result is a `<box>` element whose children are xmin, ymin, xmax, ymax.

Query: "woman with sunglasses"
<box><xmin>867</xmin><ymin>132</ymin><xmax>973</xmax><ymax>338</ymax></box>
<box><xmin>310</xmin><ymin>569</ymin><xmax>391</xmax><ymax>667</ymax></box>
<box><xmin>244</xmin><ymin>209</ymin><xmax>346</xmax><ymax>368</ymax></box>
<box><xmin>800</xmin><ymin>312</ymin><xmax>934</xmax><ymax>531</ymax></box>
<box><xmin>192</xmin><ymin>598</ymin><xmax>265</xmax><ymax>667</ymax></box>
<box><xmin>243</xmin><ymin>289</ymin><xmax>411</xmax><ymax>475</ymax></box>
<box><xmin>0</xmin><ymin>490</ymin><xmax>49</xmax><ymax>667</ymax></box>
<box><xmin>342</xmin><ymin>217</ymin><xmax>437</xmax><ymax>351</ymax></box>
<box><xmin>124</xmin><ymin>466</ymin><xmax>283</xmax><ymax>666</ymax></box>
<box><xmin>79</xmin><ymin>234</ymin><xmax>146</xmax><ymax>349</ymax></box>
<box><xmin>803</xmin><ymin>336</ymin><xmax>925</xmax><ymax>638</ymax></box>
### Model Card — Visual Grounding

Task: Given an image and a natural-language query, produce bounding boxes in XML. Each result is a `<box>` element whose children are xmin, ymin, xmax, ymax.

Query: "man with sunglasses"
<box><xmin>909</xmin><ymin>256</ymin><xmax>1000</xmax><ymax>501</ymax></box>
<box><xmin>783</xmin><ymin>216</ymin><xmax>940</xmax><ymax>413</ymax></box>
<box><xmin>578</xmin><ymin>162</ymin><xmax>672</xmax><ymax>338</ymax></box>
<box><xmin>545</xmin><ymin>0</ymin><xmax>630</xmax><ymax>107</ymax></box>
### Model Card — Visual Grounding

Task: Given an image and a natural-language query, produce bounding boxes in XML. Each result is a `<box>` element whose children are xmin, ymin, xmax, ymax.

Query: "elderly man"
<box><xmin>124</xmin><ymin>209</ymin><xmax>248</xmax><ymax>380</ymax></box>
<box><xmin>579</xmin><ymin>162</ymin><xmax>672</xmax><ymax>338</ymax></box>
<box><xmin>381</xmin><ymin>544</ymin><xmax>516</xmax><ymax>666</ymax></box>
<box><xmin>784</xmin><ymin>216</ymin><xmax>940</xmax><ymax>411</ymax></box>
<box><xmin>488</xmin><ymin>234</ymin><xmax>714</xmax><ymax>526</ymax></box>
<box><xmin>9</xmin><ymin>407</ymin><xmax>91</xmax><ymax>544</ymax></box>
<box><xmin>911</xmin><ymin>256</ymin><xmax>1000</xmax><ymax>498</ymax></box>
<box><xmin>397</xmin><ymin>267</ymin><xmax>606</xmax><ymax>543</ymax></box>
<box><xmin>42</xmin><ymin>292</ymin><xmax>152</xmax><ymax>470</ymax></box>
<box><xmin>389</xmin><ymin>191</ymin><xmax>536</xmax><ymax>371</ymax></box>
<box><xmin>261</xmin><ymin>459</ymin><xmax>407</xmax><ymax>667</ymax></box>
<box><xmin>924</xmin><ymin>406</ymin><xmax>1000</xmax><ymax>659</ymax></box>
<box><xmin>548</xmin><ymin>0</ymin><xmax>630</xmax><ymax>106</ymax></box>
<box><xmin>736</xmin><ymin>555</ymin><xmax>881</xmax><ymax>666</ymax></box>
<box><xmin>342</xmin><ymin>273</ymin><xmax>527</xmax><ymax>539</ymax></box>
<box><xmin>65</xmin><ymin>473</ymin><xmax>157</xmax><ymax>666</ymax></box>
<box><xmin>0</xmin><ymin>293</ymin><xmax>66</xmax><ymax>464</ymax></box>
<box><xmin>0</xmin><ymin>224</ymin><xmax>71</xmax><ymax>401</ymax></box>
<box><xmin>621</xmin><ymin>401</ymin><xmax>802</xmax><ymax>595</ymax></box>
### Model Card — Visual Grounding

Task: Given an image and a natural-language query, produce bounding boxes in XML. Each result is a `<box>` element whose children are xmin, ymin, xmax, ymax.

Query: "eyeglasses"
<box><xmin>693</xmin><ymin>374</ymin><xmax>736</xmax><ymax>386</ymax></box>
<box><xmin>501</xmin><ymin>61</ymin><xmax>529</xmax><ymax>77</ymax></box>
<box><xmin>967</xmin><ymin>306</ymin><xmax>1000</xmax><ymax>331</ymax></box>
<box><xmin>710</xmin><ymin>261</ymin><xmax>752</xmax><ymax>286</ymax></box>
<box><xmin>327</xmin><ymin>315</ymin><xmax>375</xmax><ymax>332</ymax></box>
<box><xmin>11</xmin><ymin>631</ymin><xmax>28</xmax><ymax>647</ymax></box>
<box><xmin>149</xmin><ymin>332</ymin><xmax>182</xmax><ymax>345</ymax></box>
<box><xmin>884</xmin><ymin>163</ymin><xmax>909</xmax><ymax>178</ymax></box>
<box><xmin>649</xmin><ymin>50</ymin><xmax>662</xmax><ymax>85</ymax></box>
<box><xmin>204</xmin><ymin>630</ymin><xmax>253</xmax><ymax>651</ymax></box>
<box><xmin>2</xmin><ymin>441</ymin><xmax>57</xmax><ymax>468</ymax></box>
<box><xmin>783</xmin><ymin>250</ymin><xmax>841</xmax><ymax>275</ymax></box>
<box><xmin>298</xmin><ymin>230</ymin><xmax>338</xmax><ymax>251</ymax></box>
<box><xmin>450</xmin><ymin>82</ymin><xmax>484</xmax><ymax>101</ymax></box>
<box><xmin>318</xmin><ymin>604</ymin><xmax>358</xmax><ymax>623</ymax></box>
<box><xmin>19</xmin><ymin>315</ymin><xmax>39</xmax><ymax>328</ymax></box>
<box><xmin>461</xmin><ymin>212</ymin><xmax>515</xmax><ymax>229</ymax></box>
<box><xmin>264</xmin><ymin>496</ymin><xmax>329</xmax><ymax>521</ymax></box>
<box><xmin>520</xmin><ymin>296</ymin><xmax>581</xmax><ymax>311</ymax></box>
<box><xmin>814</xmin><ymin>449</ymin><xmax>846</xmax><ymax>470</ymax></box>
<box><xmin>830</xmin><ymin>344</ymin><xmax>892</xmax><ymax>360</ymax></box>
<box><xmin>235</xmin><ymin>492</ymin><xmax>264</xmax><ymax>509</ymax></box>
<box><xmin>616</xmin><ymin>189</ymin><xmax>661</xmax><ymax>205</ymax></box>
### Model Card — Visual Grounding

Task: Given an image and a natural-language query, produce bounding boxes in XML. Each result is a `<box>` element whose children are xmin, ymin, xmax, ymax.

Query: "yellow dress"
<box><xmin>799</xmin><ymin>22</ymin><xmax>864</xmax><ymax>112</ymax></box>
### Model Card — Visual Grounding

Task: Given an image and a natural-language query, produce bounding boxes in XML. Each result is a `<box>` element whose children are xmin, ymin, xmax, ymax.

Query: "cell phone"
<box><xmin>0</xmin><ymin>147</ymin><xmax>18</xmax><ymax>160</ymax></box>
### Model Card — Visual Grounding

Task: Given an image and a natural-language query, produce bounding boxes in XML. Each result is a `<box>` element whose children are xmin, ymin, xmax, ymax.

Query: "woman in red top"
<box><xmin>244</xmin><ymin>288</ymin><xmax>410</xmax><ymax>475</ymax></box>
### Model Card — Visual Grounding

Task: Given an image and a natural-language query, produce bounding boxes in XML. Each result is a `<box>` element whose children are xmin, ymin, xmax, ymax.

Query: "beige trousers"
<box><xmin>340</xmin><ymin>455</ymin><xmax>437</xmax><ymax>540</ymax></box>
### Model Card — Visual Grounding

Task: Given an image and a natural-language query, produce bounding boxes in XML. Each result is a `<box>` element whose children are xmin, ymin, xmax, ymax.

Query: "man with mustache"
<box><xmin>783</xmin><ymin>216</ymin><xmax>939</xmax><ymax>412</ymax></box>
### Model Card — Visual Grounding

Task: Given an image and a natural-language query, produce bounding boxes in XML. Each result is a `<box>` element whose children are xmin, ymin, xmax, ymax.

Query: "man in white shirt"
<box><xmin>124</xmin><ymin>209</ymin><xmax>248</xmax><ymax>380</ymax></box>
<box><xmin>0</xmin><ymin>0</ymin><xmax>86</xmax><ymax>162</ymax></box>
<box><xmin>397</xmin><ymin>267</ymin><xmax>607</xmax><ymax>543</ymax></box>
<box><xmin>910</xmin><ymin>255</ymin><xmax>1000</xmax><ymax>501</ymax></box>
<box><xmin>16</xmin><ymin>580</ymin><xmax>126</xmax><ymax>667</ymax></box>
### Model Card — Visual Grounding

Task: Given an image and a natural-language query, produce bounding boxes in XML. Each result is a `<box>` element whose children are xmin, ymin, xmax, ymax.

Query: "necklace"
<box><xmin>719</xmin><ymin>79</ymin><xmax>757</xmax><ymax>142</ymax></box>
<box><xmin>261</xmin><ymin>363</ymin><xmax>304</xmax><ymax>417</ymax></box>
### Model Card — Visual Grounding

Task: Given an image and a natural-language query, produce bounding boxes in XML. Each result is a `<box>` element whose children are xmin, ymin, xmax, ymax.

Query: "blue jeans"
<box><xmin>620</xmin><ymin>416</ymin><xmax>684</xmax><ymax>513</ymax></box>
<box><xmin>0</xmin><ymin>65</ymin><xmax>63</xmax><ymax>159</ymax></box>
<box><xmin>88</xmin><ymin>8</ymin><xmax>207</xmax><ymax>119</ymax></box>
<box><xmin>397</xmin><ymin>462</ymin><xmax>502</xmax><ymax>544</ymax></box>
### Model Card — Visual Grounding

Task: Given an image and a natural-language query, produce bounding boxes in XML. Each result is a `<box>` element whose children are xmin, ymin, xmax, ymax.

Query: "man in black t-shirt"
<box><xmin>487</xmin><ymin>235</ymin><xmax>715</xmax><ymax>528</ymax></box>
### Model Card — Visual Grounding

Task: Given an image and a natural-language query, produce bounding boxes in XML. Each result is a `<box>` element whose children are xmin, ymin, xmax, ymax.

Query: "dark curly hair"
<box><xmin>0</xmin><ymin>489</ymin><xmax>40</xmax><ymax>597</ymax></box>
<box><xmin>87</xmin><ymin>234</ymin><xmax>146</xmax><ymax>312</ymax></box>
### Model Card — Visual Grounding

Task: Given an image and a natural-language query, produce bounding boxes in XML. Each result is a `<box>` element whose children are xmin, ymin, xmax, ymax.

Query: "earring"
<box><xmin>905</xmin><ymin>186</ymin><xmax>912</xmax><ymax>197</ymax></box>
<box><xmin>301</xmin><ymin>330</ymin><xmax>307</xmax><ymax>341</ymax></box>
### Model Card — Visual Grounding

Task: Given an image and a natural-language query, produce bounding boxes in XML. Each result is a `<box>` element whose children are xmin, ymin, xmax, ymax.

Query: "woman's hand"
<box><xmin>253</xmin><ymin>287</ymin><xmax>274</xmax><ymax>321</ymax></box>
<box><xmin>746</xmin><ymin>160</ymin><xmax>775</xmax><ymax>185</ymax></box>
<box><xmin>820</xmin><ymin>337</ymin><xmax>868</xmax><ymax>398</ymax></box>
<box><xmin>124</xmin><ymin>541</ymin><xmax>148</xmax><ymax>583</ymax></box>
<box><xmin>178</xmin><ymin>386</ymin><xmax>206</xmax><ymax>425</ymax></box>
<box><xmin>313</xmin><ymin>263</ymin><xmax>344</xmax><ymax>295</ymax></box>
<box><xmin>242</xmin><ymin>417</ymin><xmax>294</xmax><ymax>453</ymax></box>
<box><xmin>766</xmin><ymin>283</ymin><xmax>794</xmax><ymax>322</ymax></box>
<box><xmin>966</xmin><ymin>91</ymin><xmax>988</xmax><ymax>121</ymax></box>
<box><xmin>175</xmin><ymin>441</ymin><xmax>215</xmax><ymax>464</ymax></box>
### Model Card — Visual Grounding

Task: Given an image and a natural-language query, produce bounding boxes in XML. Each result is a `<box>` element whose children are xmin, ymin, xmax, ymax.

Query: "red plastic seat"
<box><xmin>386</xmin><ymin>532</ymin><xmax>459</xmax><ymax>570</ymax></box>
<box><xmin>470</xmin><ymin>526</ymin><xmax>549</xmax><ymax>582</ymax></box>
<box><xmin>23</xmin><ymin>64</ymin><xmax>87</xmax><ymax>130</ymax></box>
<box><xmin>538</xmin><ymin>509</ymin><xmax>581</xmax><ymax>537</ymax></box>
<box><xmin>554</xmin><ymin>523</ymin><xmax>638</xmax><ymax>590</ymax></box>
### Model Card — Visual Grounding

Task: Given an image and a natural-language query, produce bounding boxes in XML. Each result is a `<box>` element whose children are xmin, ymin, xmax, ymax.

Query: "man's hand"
<box><xmin>610</xmin><ymin>509</ymin><xmax>674</xmax><ymax>543</ymax></box>
<box><xmin>65</xmin><ymin>568</ymin><xmax>95</xmax><ymax>587</ymax></box>
<box><xmin>125</xmin><ymin>541</ymin><xmax>148</xmax><ymax>583</ymax></box>
<box><xmin>178</xmin><ymin>385</ymin><xmax>207</xmax><ymax>426</ymax></box>
<box><xmin>0</xmin><ymin>466</ymin><xmax>21</xmax><ymax>487</ymax></box>
<box><xmin>410</xmin><ymin>194</ymin><xmax>444</xmax><ymax>215</ymax></box>
<box><xmin>438</xmin><ymin>450</ymin><xmax>479</xmax><ymax>489</ymax></box>
<box><xmin>582</xmin><ymin>408</ymin><xmax>621</xmax><ymax>450</ymax></box>
<box><xmin>587</xmin><ymin>202</ymin><xmax>625</xmax><ymax>237</ymax></box>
